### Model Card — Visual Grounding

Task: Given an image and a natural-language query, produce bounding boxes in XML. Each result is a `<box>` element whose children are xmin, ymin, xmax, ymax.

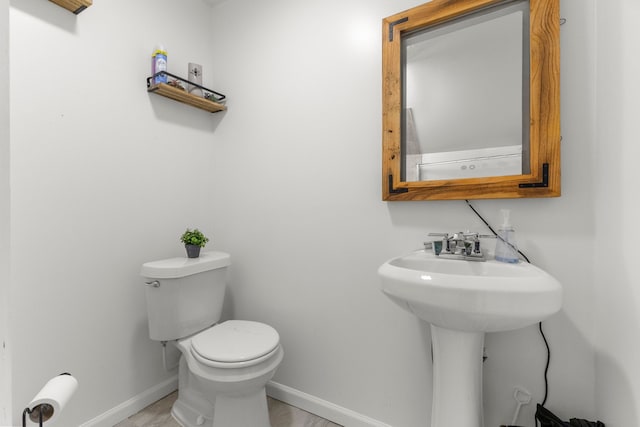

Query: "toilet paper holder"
<box><xmin>22</xmin><ymin>373</ymin><xmax>78</xmax><ymax>427</ymax></box>
<box><xmin>22</xmin><ymin>403</ymin><xmax>53</xmax><ymax>427</ymax></box>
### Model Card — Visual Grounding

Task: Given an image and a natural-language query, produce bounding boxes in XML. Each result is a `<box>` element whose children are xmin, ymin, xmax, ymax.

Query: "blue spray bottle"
<box><xmin>152</xmin><ymin>44</ymin><xmax>167</xmax><ymax>84</ymax></box>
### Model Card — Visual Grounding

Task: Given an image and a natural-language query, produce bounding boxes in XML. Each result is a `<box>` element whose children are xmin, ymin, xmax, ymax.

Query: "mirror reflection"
<box><xmin>402</xmin><ymin>0</ymin><xmax>530</xmax><ymax>182</ymax></box>
<box><xmin>382</xmin><ymin>0</ymin><xmax>560</xmax><ymax>200</ymax></box>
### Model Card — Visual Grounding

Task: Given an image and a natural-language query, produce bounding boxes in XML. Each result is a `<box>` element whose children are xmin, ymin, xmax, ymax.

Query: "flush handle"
<box><xmin>145</xmin><ymin>280</ymin><xmax>160</xmax><ymax>288</ymax></box>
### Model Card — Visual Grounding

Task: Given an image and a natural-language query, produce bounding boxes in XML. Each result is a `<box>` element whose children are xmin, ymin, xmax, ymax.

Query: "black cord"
<box><xmin>464</xmin><ymin>200</ymin><xmax>549</xmax><ymax>426</ymax></box>
<box><xmin>539</xmin><ymin>322</ymin><xmax>551</xmax><ymax>406</ymax></box>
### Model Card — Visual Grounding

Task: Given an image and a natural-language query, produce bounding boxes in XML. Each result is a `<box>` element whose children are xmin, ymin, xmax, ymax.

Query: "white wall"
<box><xmin>9</xmin><ymin>0</ymin><xmax>219</xmax><ymax>425</ymax></box>
<box><xmin>1</xmin><ymin>0</ymin><xmax>11</xmax><ymax>423</ymax></box>
<box><xmin>595</xmin><ymin>0</ymin><xmax>640</xmax><ymax>425</ymax></box>
<box><xmin>9</xmin><ymin>0</ymin><xmax>632</xmax><ymax>426</ymax></box>
<box><xmin>205</xmin><ymin>0</ymin><xmax>598</xmax><ymax>425</ymax></box>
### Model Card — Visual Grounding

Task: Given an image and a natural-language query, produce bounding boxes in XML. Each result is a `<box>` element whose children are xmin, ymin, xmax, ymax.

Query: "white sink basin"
<box><xmin>378</xmin><ymin>249</ymin><xmax>562</xmax><ymax>332</ymax></box>
<box><xmin>379</xmin><ymin>249</ymin><xmax>563</xmax><ymax>426</ymax></box>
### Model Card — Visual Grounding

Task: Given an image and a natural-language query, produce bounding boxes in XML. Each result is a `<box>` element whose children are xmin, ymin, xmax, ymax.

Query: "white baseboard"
<box><xmin>266</xmin><ymin>381</ymin><xmax>392</xmax><ymax>427</ymax></box>
<box><xmin>79</xmin><ymin>376</ymin><xmax>178</xmax><ymax>427</ymax></box>
<box><xmin>79</xmin><ymin>377</ymin><xmax>389</xmax><ymax>427</ymax></box>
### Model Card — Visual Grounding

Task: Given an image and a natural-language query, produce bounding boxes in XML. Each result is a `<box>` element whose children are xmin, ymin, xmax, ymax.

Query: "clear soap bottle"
<box><xmin>495</xmin><ymin>209</ymin><xmax>519</xmax><ymax>263</ymax></box>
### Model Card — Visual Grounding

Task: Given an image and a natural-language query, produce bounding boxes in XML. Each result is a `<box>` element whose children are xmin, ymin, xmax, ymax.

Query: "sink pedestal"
<box><xmin>430</xmin><ymin>325</ymin><xmax>484</xmax><ymax>427</ymax></box>
<box><xmin>379</xmin><ymin>249</ymin><xmax>562</xmax><ymax>426</ymax></box>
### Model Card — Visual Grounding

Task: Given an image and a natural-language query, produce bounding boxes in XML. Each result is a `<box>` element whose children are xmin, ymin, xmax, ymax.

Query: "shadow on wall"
<box><xmin>595</xmin><ymin>352</ymin><xmax>639</xmax><ymax>426</ymax></box>
<box><xmin>148</xmin><ymin>94</ymin><xmax>226</xmax><ymax>133</ymax></box>
<box><xmin>11</xmin><ymin>0</ymin><xmax>77</xmax><ymax>33</ymax></box>
<box><xmin>484</xmin><ymin>310</ymin><xmax>598</xmax><ymax>427</ymax></box>
<box><xmin>594</xmin><ymin>251</ymin><xmax>640</xmax><ymax>427</ymax></box>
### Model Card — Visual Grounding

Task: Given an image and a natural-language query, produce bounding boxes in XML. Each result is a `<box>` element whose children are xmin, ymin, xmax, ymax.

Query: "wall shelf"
<box><xmin>146</xmin><ymin>72</ymin><xmax>227</xmax><ymax>114</ymax></box>
<box><xmin>49</xmin><ymin>0</ymin><xmax>92</xmax><ymax>14</ymax></box>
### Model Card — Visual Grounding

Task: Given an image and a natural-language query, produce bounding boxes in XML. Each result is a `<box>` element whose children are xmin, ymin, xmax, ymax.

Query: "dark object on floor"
<box><xmin>536</xmin><ymin>404</ymin><xmax>605</xmax><ymax>427</ymax></box>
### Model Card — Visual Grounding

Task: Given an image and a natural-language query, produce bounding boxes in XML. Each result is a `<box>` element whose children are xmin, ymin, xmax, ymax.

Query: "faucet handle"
<box><xmin>461</xmin><ymin>232</ymin><xmax>484</xmax><ymax>255</ymax></box>
<box><xmin>425</xmin><ymin>233</ymin><xmax>448</xmax><ymax>254</ymax></box>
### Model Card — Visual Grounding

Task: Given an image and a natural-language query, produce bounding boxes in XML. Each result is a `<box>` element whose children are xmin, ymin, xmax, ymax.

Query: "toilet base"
<box><xmin>172</xmin><ymin>396</ymin><xmax>212</xmax><ymax>427</ymax></box>
<box><xmin>171</xmin><ymin>358</ymin><xmax>214</xmax><ymax>427</ymax></box>
<box><xmin>213</xmin><ymin>388</ymin><xmax>271</xmax><ymax>427</ymax></box>
<box><xmin>171</xmin><ymin>340</ymin><xmax>282</xmax><ymax>427</ymax></box>
<box><xmin>170</xmin><ymin>388</ymin><xmax>270</xmax><ymax>427</ymax></box>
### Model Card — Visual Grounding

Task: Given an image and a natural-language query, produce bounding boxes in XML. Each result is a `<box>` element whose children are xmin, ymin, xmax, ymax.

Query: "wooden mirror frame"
<box><xmin>382</xmin><ymin>0</ymin><xmax>560</xmax><ymax>201</ymax></box>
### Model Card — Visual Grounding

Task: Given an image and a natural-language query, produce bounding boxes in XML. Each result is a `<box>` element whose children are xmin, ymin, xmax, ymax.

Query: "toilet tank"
<box><xmin>140</xmin><ymin>251</ymin><xmax>230</xmax><ymax>341</ymax></box>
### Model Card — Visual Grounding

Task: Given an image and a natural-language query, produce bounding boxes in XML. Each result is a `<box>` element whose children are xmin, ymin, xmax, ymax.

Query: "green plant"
<box><xmin>180</xmin><ymin>228</ymin><xmax>209</xmax><ymax>248</ymax></box>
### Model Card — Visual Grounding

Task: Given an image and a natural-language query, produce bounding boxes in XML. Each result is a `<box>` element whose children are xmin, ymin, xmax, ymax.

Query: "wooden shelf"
<box><xmin>147</xmin><ymin>83</ymin><xmax>227</xmax><ymax>113</ymax></box>
<box><xmin>49</xmin><ymin>0</ymin><xmax>92</xmax><ymax>14</ymax></box>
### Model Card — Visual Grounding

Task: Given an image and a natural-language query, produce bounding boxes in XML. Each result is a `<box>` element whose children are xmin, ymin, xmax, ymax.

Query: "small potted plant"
<box><xmin>180</xmin><ymin>228</ymin><xmax>209</xmax><ymax>258</ymax></box>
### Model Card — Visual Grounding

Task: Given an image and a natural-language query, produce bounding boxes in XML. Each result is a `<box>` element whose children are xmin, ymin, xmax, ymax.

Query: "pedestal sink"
<box><xmin>378</xmin><ymin>249</ymin><xmax>562</xmax><ymax>427</ymax></box>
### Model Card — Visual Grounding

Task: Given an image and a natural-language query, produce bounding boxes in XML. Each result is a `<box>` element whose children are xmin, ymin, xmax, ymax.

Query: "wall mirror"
<box><xmin>382</xmin><ymin>0</ymin><xmax>560</xmax><ymax>200</ymax></box>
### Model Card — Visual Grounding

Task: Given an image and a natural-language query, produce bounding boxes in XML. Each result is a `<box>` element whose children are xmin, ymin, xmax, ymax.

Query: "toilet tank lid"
<box><xmin>140</xmin><ymin>251</ymin><xmax>230</xmax><ymax>279</ymax></box>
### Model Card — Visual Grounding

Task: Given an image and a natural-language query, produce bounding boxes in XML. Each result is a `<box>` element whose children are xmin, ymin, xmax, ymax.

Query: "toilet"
<box><xmin>140</xmin><ymin>251</ymin><xmax>283</xmax><ymax>427</ymax></box>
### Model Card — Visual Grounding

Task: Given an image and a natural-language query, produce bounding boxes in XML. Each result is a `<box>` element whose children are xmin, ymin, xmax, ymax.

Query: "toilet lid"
<box><xmin>191</xmin><ymin>320</ymin><xmax>280</xmax><ymax>363</ymax></box>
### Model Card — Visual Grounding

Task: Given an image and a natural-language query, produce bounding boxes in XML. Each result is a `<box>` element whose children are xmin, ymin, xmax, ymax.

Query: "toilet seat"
<box><xmin>190</xmin><ymin>320</ymin><xmax>280</xmax><ymax>369</ymax></box>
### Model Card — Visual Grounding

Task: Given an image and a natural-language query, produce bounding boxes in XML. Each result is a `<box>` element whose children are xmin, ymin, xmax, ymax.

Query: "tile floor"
<box><xmin>113</xmin><ymin>391</ymin><xmax>342</xmax><ymax>427</ymax></box>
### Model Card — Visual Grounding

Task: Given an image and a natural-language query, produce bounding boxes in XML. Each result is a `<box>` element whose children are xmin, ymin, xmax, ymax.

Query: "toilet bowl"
<box><xmin>171</xmin><ymin>320</ymin><xmax>283</xmax><ymax>427</ymax></box>
<box><xmin>140</xmin><ymin>252</ymin><xmax>283</xmax><ymax>427</ymax></box>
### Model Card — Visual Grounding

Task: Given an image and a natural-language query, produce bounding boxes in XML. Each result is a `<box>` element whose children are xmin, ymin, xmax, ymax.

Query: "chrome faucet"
<box><xmin>425</xmin><ymin>232</ymin><xmax>493</xmax><ymax>261</ymax></box>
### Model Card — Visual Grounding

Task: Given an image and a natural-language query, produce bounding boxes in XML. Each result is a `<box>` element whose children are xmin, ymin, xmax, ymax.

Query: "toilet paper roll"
<box><xmin>27</xmin><ymin>373</ymin><xmax>78</xmax><ymax>425</ymax></box>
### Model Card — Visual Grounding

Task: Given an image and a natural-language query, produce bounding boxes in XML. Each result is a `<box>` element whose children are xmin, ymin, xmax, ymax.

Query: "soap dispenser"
<box><xmin>495</xmin><ymin>209</ymin><xmax>519</xmax><ymax>263</ymax></box>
